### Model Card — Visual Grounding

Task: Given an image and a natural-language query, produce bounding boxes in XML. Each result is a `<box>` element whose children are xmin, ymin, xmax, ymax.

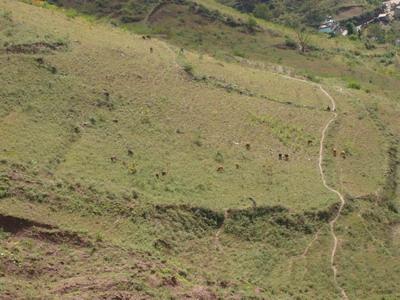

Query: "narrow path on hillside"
<box><xmin>318</xmin><ymin>86</ymin><xmax>349</xmax><ymax>300</ymax></box>
<box><xmin>281</xmin><ymin>75</ymin><xmax>348</xmax><ymax>300</ymax></box>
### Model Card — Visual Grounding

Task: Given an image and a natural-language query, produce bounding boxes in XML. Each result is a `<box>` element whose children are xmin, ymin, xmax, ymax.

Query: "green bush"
<box><xmin>347</xmin><ymin>81</ymin><xmax>361</xmax><ymax>90</ymax></box>
<box><xmin>233</xmin><ymin>48</ymin><xmax>245</xmax><ymax>57</ymax></box>
<box><xmin>284</xmin><ymin>37</ymin><xmax>297</xmax><ymax>50</ymax></box>
<box><xmin>246</xmin><ymin>17</ymin><xmax>258</xmax><ymax>33</ymax></box>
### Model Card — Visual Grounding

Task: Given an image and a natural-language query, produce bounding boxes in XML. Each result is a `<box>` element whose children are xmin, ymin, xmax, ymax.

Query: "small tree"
<box><xmin>287</xmin><ymin>18</ymin><xmax>310</xmax><ymax>53</ymax></box>
<box><xmin>295</xmin><ymin>26</ymin><xmax>310</xmax><ymax>53</ymax></box>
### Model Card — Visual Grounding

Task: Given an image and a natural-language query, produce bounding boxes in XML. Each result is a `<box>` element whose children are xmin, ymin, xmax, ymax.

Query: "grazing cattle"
<box><xmin>217</xmin><ymin>166</ymin><xmax>224</xmax><ymax>172</ymax></box>
<box><xmin>146</xmin><ymin>35</ymin><xmax>151</xmax><ymax>39</ymax></box>
<box><xmin>341</xmin><ymin>151</ymin><xmax>346</xmax><ymax>159</ymax></box>
<box><xmin>235</xmin><ymin>163</ymin><xmax>240</xmax><ymax>169</ymax></box>
<box><xmin>112</xmin><ymin>119</ymin><xmax>118</xmax><ymax>123</ymax></box>
<box><xmin>36</xmin><ymin>57</ymin><xmax>44</xmax><ymax>64</ymax></box>
<box><xmin>326</xmin><ymin>106</ymin><xmax>331</xmax><ymax>111</ymax></box>
<box><xmin>110</xmin><ymin>156</ymin><xmax>117</xmax><ymax>163</ymax></box>
<box><xmin>161</xmin><ymin>171</ymin><xmax>167</xmax><ymax>176</ymax></box>
<box><xmin>284</xmin><ymin>154</ymin><xmax>289</xmax><ymax>161</ymax></box>
<box><xmin>150</xmin><ymin>47</ymin><xmax>153</xmax><ymax>53</ymax></box>
<box><xmin>307</xmin><ymin>140</ymin><xmax>313</xmax><ymax>146</ymax></box>
<box><xmin>333</xmin><ymin>148</ymin><xmax>337</xmax><ymax>157</ymax></box>
<box><xmin>142</xmin><ymin>36</ymin><xmax>146</xmax><ymax>40</ymax></box>
<box><xmin>155</xmin><ymin>173</ymin><xmax>160</xmax><ymax>179</ymax></box>
<box><xmin>127</xmin><ymin>149</ymin><xmax>134</xmax><ymax>156</ymax></box>
<box><xmin>278</xmin><ymin>153</ymin><xmax>283</xmax><ymax>160</ymax></box>
<box><xmin>180</xmin><ymin>48</ymin><xmax>184</xmax><ymax>54</ymax></box>
<box><xmin>245</xmin><ymin>143</ymin><xmax>251</xmax><ymax>150</ymax></box>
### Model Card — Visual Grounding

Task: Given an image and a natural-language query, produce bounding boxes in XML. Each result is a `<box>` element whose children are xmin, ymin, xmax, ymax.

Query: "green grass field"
<box><xmin>0</xmin><ymin>0</ymin><xmax>399</xmax><ymax>299</ymax></box>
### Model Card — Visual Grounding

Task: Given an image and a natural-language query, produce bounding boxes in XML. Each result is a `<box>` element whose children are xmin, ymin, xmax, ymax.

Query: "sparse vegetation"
<box><xmin>0</xmin><ymin>0</ymin><xmax>399</xmax><ymax>299</ymax></box>
<box><xmin>347</xmin><ymin>80</ymin><xmax>361</xmax><ymax>90</ymax></box>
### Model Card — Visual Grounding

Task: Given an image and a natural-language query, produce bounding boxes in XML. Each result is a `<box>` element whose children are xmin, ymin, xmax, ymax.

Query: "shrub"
<box><xmin>66</xmin><ymin>9</ymin><xmax>79</xmax><ymax>19</ymax></box>
<box><xmin>284</xmin><ymin>37</ymin><xmax>297</xmax><ymax>50</ymax></box>
<box><xmin>246</xmin><ymin>17</ymin><xmax>258</xmax><ymax>33</ymax></box>
<box><xmin>233</xmin><ymin>49</ymin><xmax>245</xmax><ymax>57</ymax></box>
<box><xmin>253</xmin><ymin>3</ymin><xmax>270</xmax><ymax>20</ymax></box>
<box><xmin>183</xmin><ymin>63</ymin><xmax>193</xmax><ymax>75</ymax></box>
<box><xmin>347</xmin><ymin>81</ymin><xmax>361</xmax><ymax>90</ymax></box>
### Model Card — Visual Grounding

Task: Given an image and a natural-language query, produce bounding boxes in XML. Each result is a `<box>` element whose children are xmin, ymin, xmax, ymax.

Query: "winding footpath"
<box><xmin>318</xmin><ymin>87</ymin><xmax>349</xmax><ymax>300</ymax></box>
<box><xmin>281</xmin><ymin>75</ymin><xmax>348</xmax><ymax>299</ymax></box>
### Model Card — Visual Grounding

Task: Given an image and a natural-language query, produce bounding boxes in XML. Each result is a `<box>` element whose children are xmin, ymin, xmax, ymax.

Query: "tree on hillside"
<box><xmin>287</xmin><ymin>18</ymin><xmax>310</xmax><ymax>53</ymax></box>
<box><xmin>296</xmin><ymin>27</ymin><xmax>310</xmax><ymax>53</ymax></box>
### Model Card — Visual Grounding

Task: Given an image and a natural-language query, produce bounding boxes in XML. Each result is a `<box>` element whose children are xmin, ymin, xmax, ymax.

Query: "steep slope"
<box><xmin>0</xmin><ymin>1</ymin><xmax>399</xmax><ymax>299</ymax></box>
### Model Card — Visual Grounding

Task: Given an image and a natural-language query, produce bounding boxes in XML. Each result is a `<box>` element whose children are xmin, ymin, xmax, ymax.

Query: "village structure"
<box><xmin>319</xmin><ymin>0</ymin><xmax>400</xmax><ymax>35</ymax></box>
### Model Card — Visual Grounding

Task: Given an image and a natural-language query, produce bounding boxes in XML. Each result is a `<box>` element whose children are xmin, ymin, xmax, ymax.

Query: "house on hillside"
<box><xmin>319</xmin><ymin>16</ymin><xmax>340</xmax><ymax>34</ymax></box>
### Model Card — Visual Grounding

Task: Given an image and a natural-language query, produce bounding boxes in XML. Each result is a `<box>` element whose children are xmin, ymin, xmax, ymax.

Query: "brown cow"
<box><xmin>341</xmin><ymin>151</ymin><xmax>346</xmax><ymax>159</ymax></box>
<box><xmin>333</xmin><ymin>148</ymin><xmax>337</xmax><ymax>157</ymax></box>
<box><xmin>110</xmin><ymin>156</ymin><xmax>117</xmax><ymax>163</ymax></box>
<box><xmin>217</xmin><ymin>166</ymin><xmax>224</xmax><ymax>172</ymax></box>
<box><xmin>245</xmin><ymin>143</ymin><xmax>251</xmax><ymax>150</ymax></box>
<box><xmin>284</xmin><ymin>154</ymin><xmax>289</xmax><ymax>161</ymax></box>
<box><xmin>278</xmin><ymin>153</ymin><xmax>283</xmax><ymax>160</ymax></box>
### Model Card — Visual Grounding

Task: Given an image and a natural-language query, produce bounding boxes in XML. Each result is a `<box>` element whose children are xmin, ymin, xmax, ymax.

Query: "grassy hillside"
<box><xmin>0</xmin><ymin>0</ymin><xmax>399</xmax><ymax>299</ymax></box>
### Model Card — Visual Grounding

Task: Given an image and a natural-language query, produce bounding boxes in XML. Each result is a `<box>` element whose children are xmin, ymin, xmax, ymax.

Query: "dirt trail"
<box><xmin>318</xmin><ymin>87</ymin><xmax>349</xmax><ymax>300</ymax></box>
<box><xmin>281</xmin><ymin>75</ymin><xmax>348</xmax><ymax>300</ymax></box>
